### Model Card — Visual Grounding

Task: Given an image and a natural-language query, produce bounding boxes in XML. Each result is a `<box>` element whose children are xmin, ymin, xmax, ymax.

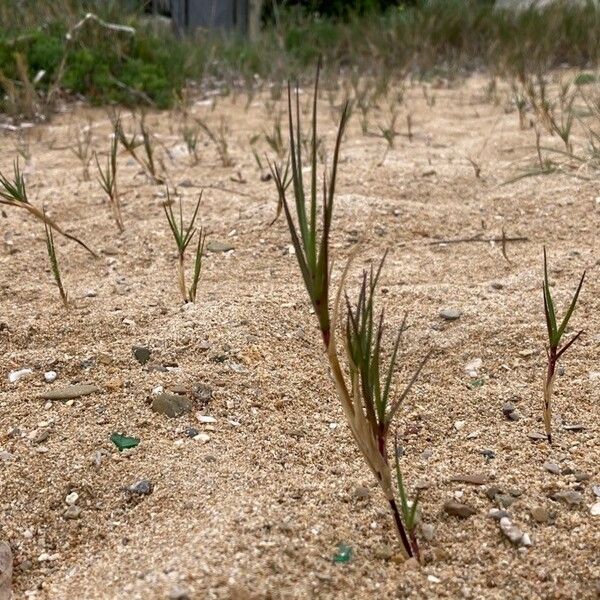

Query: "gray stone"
<box><xmin>129</xmin><ymin>480</ymin><xmax>153</xmax><ymax>496</ymax></box>
<box><xmin>185</xmin><ymin>427</ymin><xmax>200</xmax><ymax>438</ymax></box>
<box><xmin>450</xmin><ymin>473</ymin><xmax>488</xmax><ymax>485</ymax></box>
<box><xmin>0</xmin><ymin>542</ymin><xmax>12</xmax><ymax>600</ymax></box>
<box><xmin>552</xmin><ymin>490</ymin><xmax>583</xmax><ymax>506</ymax></box>
<box><xmin>496</xmin><ymin>494</ymin><xmax>516</xmax><ymax>508</ymax></box>
<box><xmin>30</xmin><ymin>428</ymin><xmax>50</xmax><ymax>445</ymax></box>
<box><xmin>193</xmin><ymin>383</ymin><xmax>213</xmax><ymax>404</ymax></box>
<box><xmin>207</xmin><ymin>240</ymin><xmax>234</xmax><ymax>253</ymax></box>
<box><xmin>40</xmin><ymin>384</ymin><xmax>100</xmax><ymax>400</ymax></box>
<box><xmin>544</xmin><ymin>462</ymin><xmax>561</xmax><ymax>475</ymax></box>
<box><xmin>133</xmin><ymin>346</ymin><xmax>151</xmax><ymax>365</ymax></box>
<box><xmin>439</xmin><ymin>308</ymin><xmax>461</xmax><ymax>321</ymax></box>
<box><xmin>502</xmin><ymin>402</ymin><xmax>519</xmax><ymax>420</ymax></box>
<box><xmin>353</xmin><ymin>486</ymin><xmax>371</xmax><ymax>500</ymax></box>
<box><xmin>486</xmin><ymin>486</ymin><xmax>501</xmax><ymax>501</ymax></box>
<box><xmin>64</xmin><ymin>505</ymin><xmax>82</xmax><ymax>520</ymax></box>
<box><xmin>151</xmin><ymin>394</ymin><xmax>193</xmax><ymax>418</ymax></box>
<box><xmin>444</xmin><ymin>500</ymin><xmax>476</xmax><ymax>518</ymax></box>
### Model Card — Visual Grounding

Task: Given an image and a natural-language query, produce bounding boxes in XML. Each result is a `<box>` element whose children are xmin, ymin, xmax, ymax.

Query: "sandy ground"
<box><xmin>0</xmin><ymin>74</ymin><xmax>599</xmax><ymax>599</ymax></box>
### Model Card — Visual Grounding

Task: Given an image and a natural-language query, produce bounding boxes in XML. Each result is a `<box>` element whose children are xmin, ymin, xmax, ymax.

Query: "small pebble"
<box><xmin>544</xmin><ymin>462</ymin><xmax>561</xmax><ymax>475</ymax></box>
<box><xmin>65</xmin><ymin>492</ymin><xmax>79</xmax><ymax>506</ymax></box>
<box><xmin>129</xmin><ymin>480</ymin><xmax>153</xmax><ymax>496</ymax></box>
<box><xmin>439</xmin><ymin>308</ymin><xmax>461</xmax><ymax>321</ymax></box>
<box><xmin>133</xmin><ymin>346</ymin><xmax>151</xmax><ymax>365</ymax></box>
<box><xmin>353</xmin><ymin>486</ymin><xmax>370</xmax><ymax>500</ymax></box>
<box><xmin>499</xmin><ymin>517</ymin><xmax>530</xmax><ymax>546</ymax></box>
<box><xmin>551</xmin><ymin>490</ymin><xmax>583</xmax><ymax>506</ymax></box>
<box><xmin>44</xmin><ymin>371</ymin><xmax>57</xmax><ymax>383</ymax></box>
<box><xmin>502</xmin><ymin>402</ymin><xmax>519</xmax><ymax>420</ymax></box>
<box><xmin>464</xmin><ymin>358</ymin><xmax>482</xmax><ymax>378</ymax></box>
<box><xmin>421</xmin><ymin>523</ymin><xmax>435</xmax><ymax>541</ymax></box>
<box><xmin>8</xmin><ymin>368</ymin><xmax>32</xmax><ymax>383</ymax></box>
<box><xmin>30</xmin><ymin>428</ymin><xmax>50</xmax><ymax>445</ymax></box>
<box><xmin>196</xmin><ymin>414</ymin><xmax>217</xmax><ymax>424</ymax></box>
<box><xmin>64</xmin><ymin>505</ymin><xmax>81</xmax><ymax>520</ymax></box>
<box><xmin>444</xmin><ymin>500</ymin><xmax>476</xmax><ymax>518</ymax></box>
<box><xmin>530</xmin><ymin>506</ymin><xmax>550</xmax><ymax>523</ymax></box>
<box><xmin>488</xmin><ymin>508</ymin><xmax>510</xmax><ymax>520</ymax></box>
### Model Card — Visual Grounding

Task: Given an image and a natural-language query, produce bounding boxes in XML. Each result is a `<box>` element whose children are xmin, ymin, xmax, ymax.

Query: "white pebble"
<box><xmin>9</xmin><ymin>368</ymin><xmax>33</xmax><ymax>383</ymax></box>
<box><xmin>591</xmin><ymin>502</ymin><xmax>600</xmax><ymax>516</ymax></box>
<box><xmin>428</xmin><ymin>575</ymin><xmax>441</xmax><ymax>583</ymax></box>
<box><xmin>44</xmin><ymin>371</ymin><xmax>57</xmax><ymax>383</ymax></box>
<box><xmin>464</xmin><ymin>358</ymin><xmax>482</xmax><ymax>377</ymax></box>
<box><xmin>193</xmin><ymin>432</ymin><xmax>210</xmax><ymax>443</ymax></box>
<box><xmin>196</xmin><ymin>414</ymin><xmax>216</xmax><ymax>424</ymax></box>
<box><xmin>65</xmin><ymin>492</ymin><xmax>79</xmax><ymax>506</ymax></box>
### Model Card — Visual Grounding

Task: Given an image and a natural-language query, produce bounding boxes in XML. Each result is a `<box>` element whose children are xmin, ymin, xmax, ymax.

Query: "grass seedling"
<box><xmin>70</xmin><ymin>120</ymin><xmax>93</xmax><ymax>180</ymax></box>
<box><xmin>15</xmin><ymin>133</ymin><xmax>31</xmax><ymax>163</ymax></box>
<box><xmin>43</xmin><ymin>214</ymin><xmax>68</xmax><ymax>307</ymax></box>
<box><xmin>542</xmin><ymin>248</ymin><xmax>585</xmax><ymax>444</ymax></box>
<box><xmin>264</xmin><ymin>113</ymin><xmax>286</xmax><ymax>159</ymax></box>
<box><xmin>511</xmin><ymin>82</ymin><xmax>528</xmax><ymax>130</ymax></box>
<box><xmin>378</xmin><ymin>110</ymin><xmax>399</xmax><ymax>149</ymax></box>
<box><xmin>163</xmin><ymin>190</ymin><xmax>203</xmax><ymax>303</ymax></box>
<box><xmin>140</xmin><ymin>115</ymin><xmax>162</xmax><ymax>181</ymax></box>
<box><xmin>114</xmin><ymin>115</ymin><xmax>164</xmax><ymax>184</ymax></box>
<box><xmin>95</xmin><ymin>135</ymin><xmax>124</xmax><ymax>232</ymax></box>
<box><xmin>422</xmin><ymin>85</ymin><xmax>436</xmax><ymax>109</ymax></box>
<box><xmin>270</xmin><ymin>64</ymin><xmax>429</xmax><ymax>560</ymax></box>
<box><xmin>182</xmin><ymin>123</ymin><xmax>201</xmax><ymax>165</ymax></box>
<box><xmin>196</xmin><ymin>117</ymin><xmax>234</xmax><ymax>167</ymax></box>
<box><xmin>0</xmin><ymin>160</ymin><xmax>97</xmax><ymax>257</ymax></box>
<box><xmin>249</xmin><ymin>135</ymin><xmax>271</xmax><ymax>182</ymax></box>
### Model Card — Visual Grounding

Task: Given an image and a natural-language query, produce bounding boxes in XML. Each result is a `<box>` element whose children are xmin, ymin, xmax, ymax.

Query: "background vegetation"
<box><xmin>1</xmin><ymin>0</ymin><xmax>599</xmax><ymax>115</ymax></box>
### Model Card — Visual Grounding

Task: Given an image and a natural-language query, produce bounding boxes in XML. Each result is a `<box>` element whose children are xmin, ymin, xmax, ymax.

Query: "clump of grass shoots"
<box><xmin>163</xmin><ymin>191</ymin><xmax>205</xmax><ymax>303</ymax></box>
<box><xmin>70</xmin><ymin>120</ymin><xmax>93</xmax><ymax>180</ymax></box>
<box><xmin>196</xmin><ymin>117</ymin><xmax>234</xmax><ymax>167</ymax></box>
<box><xmin>270</xmin><ymin>65</ymin><xmax>429</xmax><ymax>560</ymax></box>
<box><xmin>95</xmin><ymin>134</ymin><xmax>124</xmax><ymax>232</ymax></box>
<box><xmin>114</xmin><ymin>115</ymin><xmax>164</xmax><ymax>184</ymax></box>
<box><xmin>542</xmin><ymin>248</ymin><xmax>585</xmax><ymax>444</ymax></box>
<box><xmin>0</xmin><ymin>160</ymin><xmax>97</xmax><ymax>257</ymax></box>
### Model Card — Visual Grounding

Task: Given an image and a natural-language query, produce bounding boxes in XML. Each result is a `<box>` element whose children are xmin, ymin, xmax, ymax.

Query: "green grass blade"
<box><xmin>556</xmin><ymin>270</ymin><xmax>585</xmax><ymax>341</ymax></box>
